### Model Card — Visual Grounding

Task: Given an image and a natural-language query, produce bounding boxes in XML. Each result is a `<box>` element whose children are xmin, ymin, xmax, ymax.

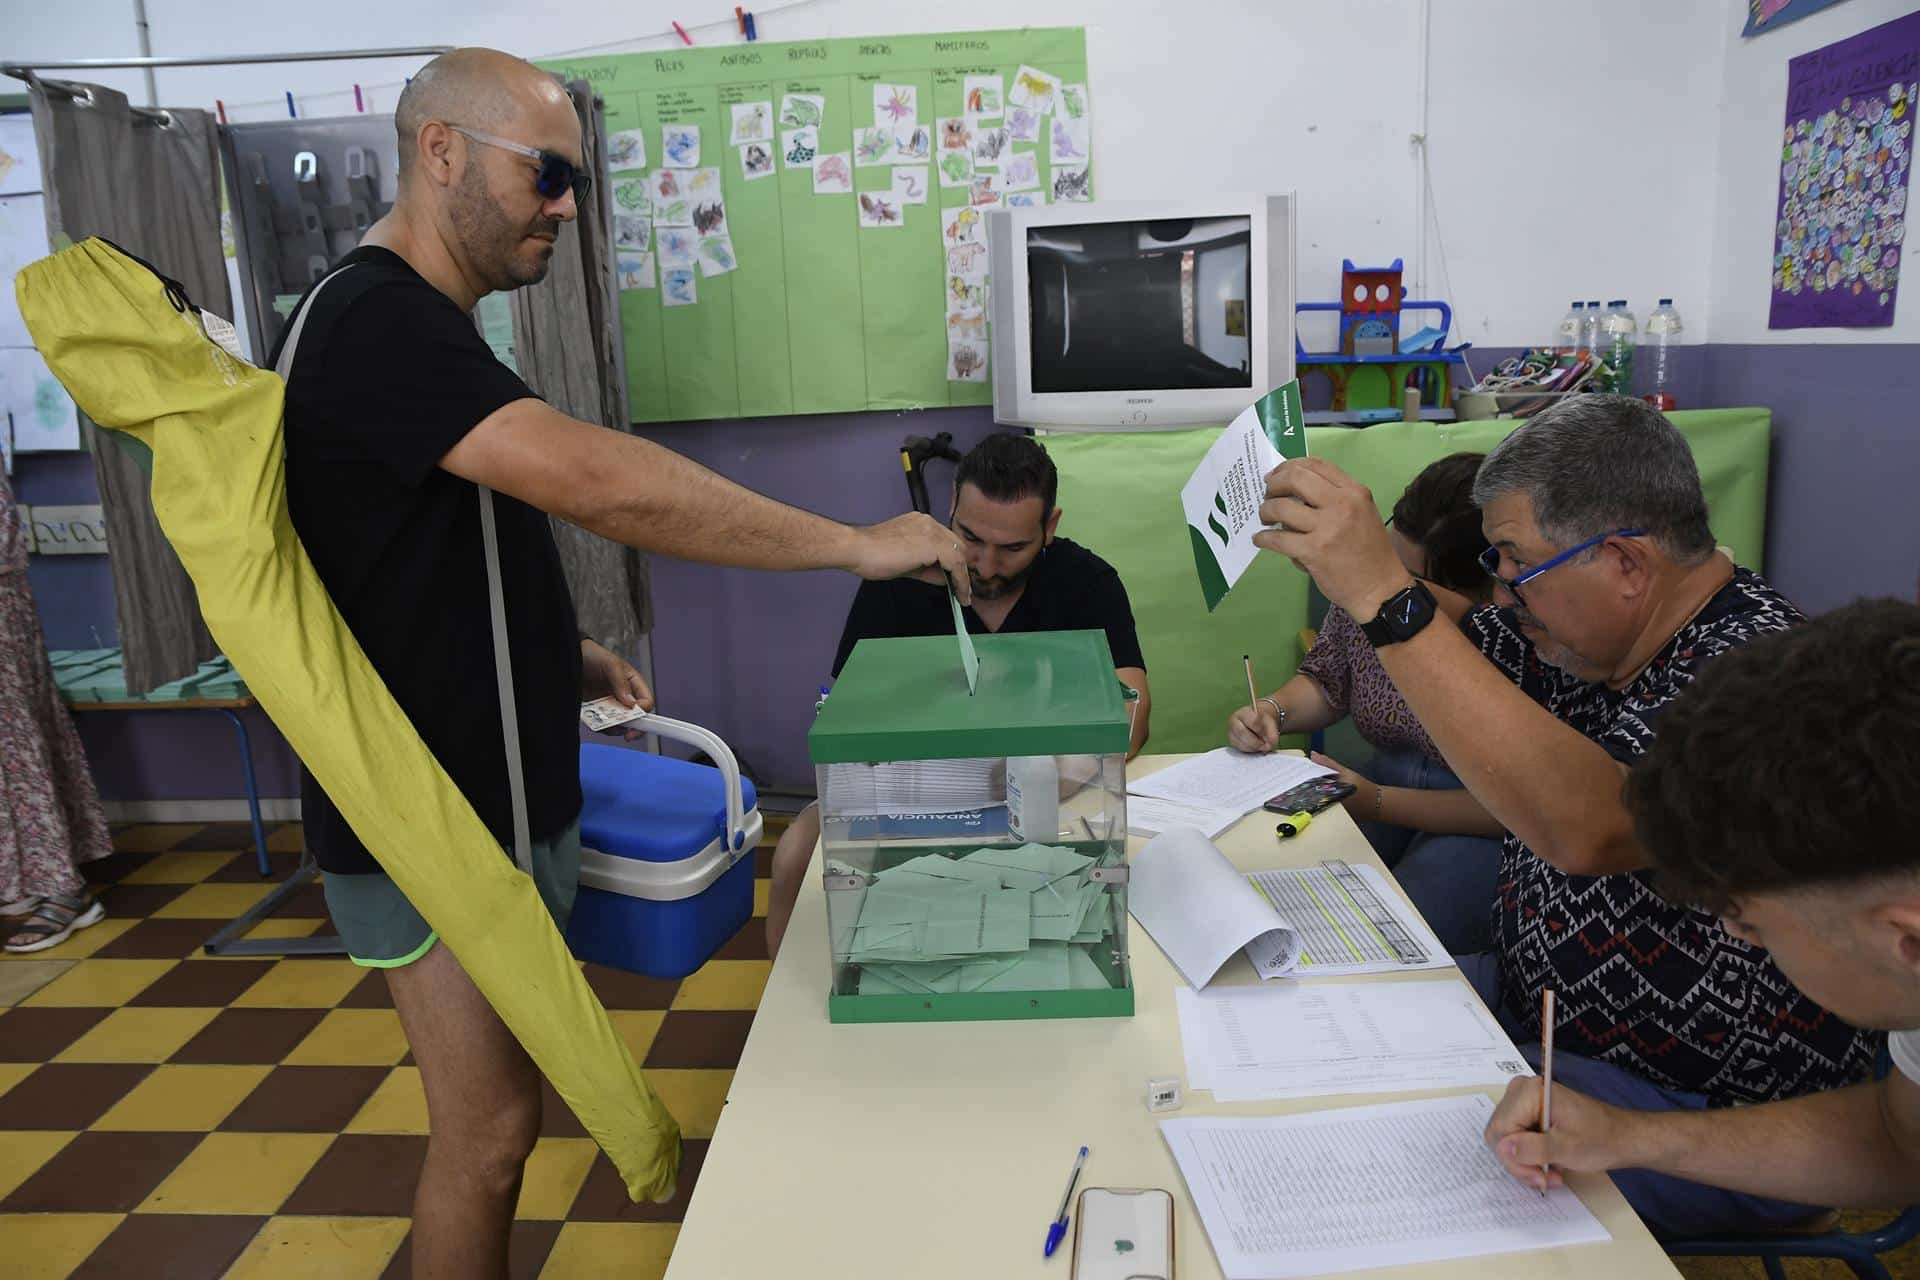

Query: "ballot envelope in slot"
<box><xmin>808</xmin><ymin>630</ymin><xmax>1133</xmax><ymax>1023</ymax></box>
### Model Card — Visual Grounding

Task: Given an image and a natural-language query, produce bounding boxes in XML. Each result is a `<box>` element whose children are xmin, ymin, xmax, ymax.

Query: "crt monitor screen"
<box><xmin>1025</xmin><ymin>216</ymin><xmax>1253</xmax><ymax>395</ymax></box>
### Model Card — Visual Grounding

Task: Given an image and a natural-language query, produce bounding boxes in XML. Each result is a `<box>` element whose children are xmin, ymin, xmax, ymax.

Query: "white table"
<box><xmin>667</xmin><ymin>755</ymin><xmax>1679</xmax><ymax>1278</ymax></box>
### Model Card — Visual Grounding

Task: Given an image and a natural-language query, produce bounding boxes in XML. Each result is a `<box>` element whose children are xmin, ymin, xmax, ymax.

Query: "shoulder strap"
<box><xmin>277</xmin><ymin>267</ymin><xmax>534</xmax><ymax>876</ymax></box>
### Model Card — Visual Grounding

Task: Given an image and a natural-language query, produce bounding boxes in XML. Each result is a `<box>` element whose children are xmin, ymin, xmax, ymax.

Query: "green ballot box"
<box><xmin>809</xmin><ymin>630</ymin><xmax>1135</xmax><ymax>1023</ymax></box>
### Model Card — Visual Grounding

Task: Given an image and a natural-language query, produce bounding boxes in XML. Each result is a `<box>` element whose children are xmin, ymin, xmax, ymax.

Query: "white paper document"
<box><xmin>1128</xmin><ymin>828</ymin><xmax>1299</xmax><ymax>988</ymax></box>
<box><xmin>1244</xmin><ymin>863</ymin><xmax>1452</xmax><ymax>978</ymax></box>
<box><xmin>1174</xmin><ymin>980</ymin><xmax>1531</xmax><ymax>1101</ymax></box>
<box><xmin>1125</xmin><ymin>795</ymin><xmax>1242</xmax><ymax>840</ymax></box>
<box><xmin>580</xmin><ymin>697</ymin><xmax>649</xmax><ymax>732</ymax></box>
<box><xmin>1182</xmin><ymin>380</ymin><xmax>1304</xmax><ymax>611</ymax></box>
<box><xmin>1128</xmin><ymin>749</ymin><xmax>1332</xmax><ymax>817</ymax></box>
<box><xmin>823</xmin><ymin>757</ymin><xmax>1000</xmax><ymax>816</ymax></box>
<box><xmin>1161</xmin><ymin>1096</ymin><xmax>1609</xmax><ymax>1279</ymax></box>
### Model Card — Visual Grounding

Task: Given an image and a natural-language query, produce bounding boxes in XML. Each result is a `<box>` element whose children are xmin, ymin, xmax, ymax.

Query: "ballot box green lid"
<box><xmin>809</xmin><ymin>629</ymin><xmax>1130</xmax><ymax>764</ymax></box>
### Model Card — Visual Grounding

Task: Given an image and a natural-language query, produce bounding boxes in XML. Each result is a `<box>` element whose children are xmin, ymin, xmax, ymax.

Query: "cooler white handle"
<box><xmin>625</xmin><ymin>714</ymin><xmax>750</xmax><ymax>852</ymax></box>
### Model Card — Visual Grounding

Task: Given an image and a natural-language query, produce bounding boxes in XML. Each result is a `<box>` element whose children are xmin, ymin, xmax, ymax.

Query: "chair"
<box><xmin>1664</xmin><ymin>1206</ymin><xmax>1920</xmax><ymax>1280</ymax></box>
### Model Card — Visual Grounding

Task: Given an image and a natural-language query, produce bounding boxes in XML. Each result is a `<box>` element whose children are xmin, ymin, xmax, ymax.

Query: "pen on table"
<box><xmin>1540</xmin><ymin>987</ymin><xmax>1556</xmax><ymax>1197</ymax></box>
<box><xmin>1043</xmin><ymin>1145</ymin><xmax>1089</xmax><ymax>1258</ymax></box>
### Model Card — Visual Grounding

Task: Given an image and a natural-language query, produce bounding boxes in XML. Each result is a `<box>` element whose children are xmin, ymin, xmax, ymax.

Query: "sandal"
<box><xmin>0</xmin><ymin>896</ymin><xmax>42</xmax><ymax>917</ymax></box>
<box><xmin>4</xmin><ymin>893</ymin><xmax>105</xmax><ymax>953</ymax></box>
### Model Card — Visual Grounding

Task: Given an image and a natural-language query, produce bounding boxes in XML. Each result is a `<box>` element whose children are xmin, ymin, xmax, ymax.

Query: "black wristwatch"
<box><xmin>1361</xmin><ymin>581</ymin><xmax>1438</xmax><ymax>648</ymax></box>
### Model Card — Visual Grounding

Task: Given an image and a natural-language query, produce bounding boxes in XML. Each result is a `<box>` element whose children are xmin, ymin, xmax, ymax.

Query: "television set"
<box><xmin>986</xmin><ymin>196</ymin><xmax>1295</xmax><ymax>430</ymax></box>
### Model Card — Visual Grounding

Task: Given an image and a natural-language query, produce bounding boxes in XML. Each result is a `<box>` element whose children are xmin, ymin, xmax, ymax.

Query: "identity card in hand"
<box><xmin>581</xmin><ymin>697</ymin><xmax>649</xmax><ymax>733</ymax></box>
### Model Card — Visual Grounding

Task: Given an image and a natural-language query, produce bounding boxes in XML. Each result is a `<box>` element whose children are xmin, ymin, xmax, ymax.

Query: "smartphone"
<box><xmin>1262</xmin><ymin>776</ymin><xmax>1356</xmax><ymax>815</ymax></box>
<box><xmin>1071</xmin><ymin>1187</ymin><xmax>1174</xmax><ymax>1280</ymax></box>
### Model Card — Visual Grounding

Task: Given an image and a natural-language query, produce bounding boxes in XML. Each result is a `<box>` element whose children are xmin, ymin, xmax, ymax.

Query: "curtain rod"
<box><xmin>1</xmin><ymin>46</ymin><xmax>452</xmax><ymax>74</ymax></box>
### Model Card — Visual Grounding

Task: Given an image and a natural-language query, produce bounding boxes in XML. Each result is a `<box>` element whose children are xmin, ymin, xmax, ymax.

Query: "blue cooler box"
<box><xmin>567</xmin><ymin>723</ymin><xmax>763</xmax><ymax>980</ymax></box>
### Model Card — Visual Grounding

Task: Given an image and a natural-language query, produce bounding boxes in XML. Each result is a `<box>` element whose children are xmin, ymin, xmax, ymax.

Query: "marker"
<box><xmin>1043</xmin><ymin>1145</ymin><xmax>1088</xmax><ymax>1258</ymax></box>
<box><xmin>1274</xmin><ymin>811</ymin><xmax>1313</xmax><ymax>839</ymax></box>
<box><xmin>1539</xmin><ymin>988</ymin><xmax>1556</xmax><ymax>1197</ymax></box>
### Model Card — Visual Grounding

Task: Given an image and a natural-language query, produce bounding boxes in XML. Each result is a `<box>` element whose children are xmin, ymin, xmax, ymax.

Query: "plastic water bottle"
<box><xmin>1579</xmin><ymin>300</ymin><xmax>1604</xmax><ymax>356</ymax></box>
<box><xmin>1643</xmin><ymin>299</ymin><xmax>1682</xmax><ymax>411</ymax></box>
<box><xmin>1601</xmin><ymin>300</ymin><xmax>1637</xmax><ymax>395</ymax></box>
<box><xmin>1554</xmin><ymin>302</ymin><xmax>1583</xmax><ymax>359</ymax></box>
<box><xmin>1006</xmin><ymin>755</ymin><xmax>1059</xmax><ymax>841</ymax></box>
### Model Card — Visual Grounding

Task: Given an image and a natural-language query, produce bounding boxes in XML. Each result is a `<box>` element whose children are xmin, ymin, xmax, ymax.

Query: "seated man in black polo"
<box><xmin>765</xmin><ymin>431</ymin><xmax>1149</xmax><ymax>955</ymax></box>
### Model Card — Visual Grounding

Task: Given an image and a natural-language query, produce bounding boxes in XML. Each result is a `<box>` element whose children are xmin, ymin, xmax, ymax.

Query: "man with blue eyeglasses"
<box><xmin>1256</xmin><ymin>396</ymin><xmax>1878</xmax><ymax>1237</ymax></box>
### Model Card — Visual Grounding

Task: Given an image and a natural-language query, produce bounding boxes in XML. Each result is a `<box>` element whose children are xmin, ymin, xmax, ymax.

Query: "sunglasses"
<box><xmin>448</xmin><ymin>125</ymin><xmax>592</xmax><ymax>204</ymax></box>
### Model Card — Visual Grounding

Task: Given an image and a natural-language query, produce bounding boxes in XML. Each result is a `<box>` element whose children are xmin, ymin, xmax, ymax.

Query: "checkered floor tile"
<box><xmin>0</xmin><ymin>820</ymin><xmax>778</xmax><ymax>1280</ymax></box>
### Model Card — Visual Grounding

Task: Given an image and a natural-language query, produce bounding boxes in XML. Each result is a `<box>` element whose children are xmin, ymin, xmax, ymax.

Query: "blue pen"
<box><xmin>1043</xmin><ymin>1145</ymin><xmax>1089</xmax><ymax>1258</ymax></box>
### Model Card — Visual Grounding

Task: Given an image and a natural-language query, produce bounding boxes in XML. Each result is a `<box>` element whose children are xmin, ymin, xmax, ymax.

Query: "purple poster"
<box><xmin>1768</xmin><ymin>10</ymin><xmax>1918</xmax><ymax>330</ymax></box>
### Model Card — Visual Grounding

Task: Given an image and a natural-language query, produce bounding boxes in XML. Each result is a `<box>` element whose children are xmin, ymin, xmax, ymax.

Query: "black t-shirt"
<box><xmin>830</xmin><ymin>536</ymin><xmax>1145</xmax><ymax>677</ymax></box>
<box><xmin>273</xmin><ymin>246</ymin><xmax>583</xmax><ymax>874</ymax></box>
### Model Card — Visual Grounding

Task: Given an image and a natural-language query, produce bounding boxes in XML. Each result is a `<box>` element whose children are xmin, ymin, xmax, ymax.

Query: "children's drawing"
<box><xmin>942</xmin><ymin>205</ymin><xmax>984</xmax><ymax>246</ymax></box>
<box><xmin>614</xmin><ymin>213</ymin><xmax>652</xmax><ymax>251</ymax></box>
<box><xmin>687</xmin><ymin>166</ymin><xmax>722</xmax><ymax>196</ymax></box>
<box><xmin>948</xmin><ymin>275</ymin><xmax>986</xmax><ymax>310</ymax></box>
<box><xmin>947</xmin><ymin>309</ymin><xmax>987</xmax><ymax>341</ymax></box>
<box><xmin>892</xmin><ymin>166</ymin><xmax>930</xmax><ymax>205</ymax></box>
<box><xmin>938</xmin><ymin>116</ymin><xmax>973</xmax><ymax>151</ymax></box>
<box><xmin>1050</xmin><ymin>118</ymin><xmax>1089</xmax><ymax>165</ymax></box>
<box><xmin>653</xmin><ymin>195</ymin><xmax>693</xmax><ymax>227</ymax></box>
<box><xmin>692</xmin><ymin>200</ymin><xmax>727</xmax><ymax>238</ymax></box>
<box><xmin>893</xmin><ymin>125</ymin><xmax>932</xmax><ymax>162</ymax></box>
<box><xmin>964</xmin><ymin>75</ymin><xmax>1004</xmax><ymax>118</ymax></box>
<box><xmin>1001</xmin><ymin>151</ymin><xmax>1040</xmax><ymax>191</ymax></box>
<box><xmin>607</xmin><ymin>128</ymin><xmax>648</xmax><ymax>172</ymax></box>
<box><xmin>657</xmin><ymin>227</ymin><xmax>699</xmax><ymax>268</ymax></box>
<box><xmin>782</xmin><ymin>127</ymin><xmax>819</xmax><ymax>170</ymax></box>
<box><xmin>698</xmin><ymin>235</ymin><xmax>738</xmax><ymax>276</ymax></box>
<box><xmin>730</xmin><ymin>101</ymin><xmax>773</xmax><ymax>146</ymax></box>
<box><xmin>855</xmin><ymin>127</ymin><xmax>896</xmax><ymax>168</ymax></box>
<box><xmin>874</xmin><ymin>83</ymin><xmax>917</xmax><ymax>128</ymax></box>
<box><xmin>948</xmin><ymin>341</ymin><xmax>988</xmax><ymax>382</ymax></box>
<box><xmin>1060</xmin><ymin>83</ymin><xmax>1090</xmax><ymax>121</ymax></box>
<box><xmin>812</xmin><ymin>152</ymin><xmax>853</xmax><ymax>195</ymax></box>
<box><xmin>662</xmin><ymin>124</ymin><xmax>701</xmax><ymax>168</ymax></box>
<box><xmin>1051</xmin><ymin>164</ymin><xmax>1091</xmax><ymax>203</ymax></box>
<box><xmin>663</xmin><ymin>268</ymin><xmax>698</xmax><ymax>306</ymax></box>
<box><xmin>938</xmin><ymin>147</ymin><xmax>974</xmax><ymax>188</ymax></box>
<box><xmin>858</xmin><ymin>193</ymin><xmax>904</xmax><ymax>227</ymax></box>
<box><xmin>612</xmin><ymin>177</ymin><xmax>649</xmax><ymax>212</ymax></box>
<box><xmin>1005</xmin><ymin>190</ymin><xmax>1045</xmax><ymax>208</ymax></box>
<box><xmin>947</xmin><ymin>240</ymin><xmax>989</xmax><ymax>281</ymax></box>
<box><xmin>649</xmin><ymin>168</ymin><xmax>681</xmax><ymax>200</ymax></box>
<box><xmin>779</xmin><ymin>93</ymin><xmax>825</xmax><ymax>130</ymax></box>
<box><xmin>739</xmin><ymin>142</ymin><xmax>775</xmax><ymax>180</ymax></box>
<box><xmin>1009</xmin><ymin>64</ymin><xmax>1061</xmax><ymax>114</ymax></box>
<box><xmin>1006</xmin><ymin>106</ymin><xmax>1042</xmax><ymax>143</ymax></box>
<box><xmin>616</xmin><ymin>251</ymin><xmax>655</xmax><ymax>291</ymax></box>
<box><xmin>969</xmin><ymin>174</ymin><xmax>1002</xmax><ymax>207</ymax></box>
<box><xmin>971</xmin><ymin>126</ymin><xmax>1010</xmax><ymax>169</ymax></box>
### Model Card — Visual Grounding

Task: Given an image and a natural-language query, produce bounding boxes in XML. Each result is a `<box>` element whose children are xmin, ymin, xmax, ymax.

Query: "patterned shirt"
<box><xmin>0</xmin><ymin>471</ymin><xmax>28</xmax><ymax>575</ymax></box>
<box><xmin>1296</xmin><ymin>605</ymin><xmax>1443</xmax><ymax>761</ymax></box>
<box><xmin>1473</xmin><ymin>568</ymin><xmax>1880</xmax><ymax>1105</ymax></box>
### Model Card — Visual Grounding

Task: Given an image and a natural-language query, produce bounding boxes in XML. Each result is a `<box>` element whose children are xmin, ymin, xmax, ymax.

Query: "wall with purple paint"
<box><xmin>13</xmin><ymin>343</ymin><xmax>1912</xmax><ymax>801</ymax></box>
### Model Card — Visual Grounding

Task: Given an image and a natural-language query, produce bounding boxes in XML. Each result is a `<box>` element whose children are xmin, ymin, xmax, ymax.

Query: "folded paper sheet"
<box><xmin>17</xmin><ymin>239</ymin><xmax>680</xmax><ymax>1202</ymax></box>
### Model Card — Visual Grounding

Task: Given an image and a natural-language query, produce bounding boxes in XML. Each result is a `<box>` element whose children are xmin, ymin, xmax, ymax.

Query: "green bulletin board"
<box><xmin>540</xmin><ymin>27</ymin><xmax>1091</xmax><ymax>424</ymax></box>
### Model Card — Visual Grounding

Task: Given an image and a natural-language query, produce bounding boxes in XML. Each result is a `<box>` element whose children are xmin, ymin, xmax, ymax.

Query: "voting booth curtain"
<box><xmin>28</xmin><ymin>77</ymin><xmax>227</xmax><ymax>694</ymax></box>
<box><xmin>509</xmin><ymin>81</ymin><xmax>654</xmax><ymax>655</ymax></box>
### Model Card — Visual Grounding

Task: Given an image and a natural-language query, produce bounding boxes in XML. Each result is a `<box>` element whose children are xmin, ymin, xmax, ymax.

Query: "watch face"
<box><xmin>1393</xmin><ymin>595</ymin><xmax>1421</xmax><ymax>628</ymax></box>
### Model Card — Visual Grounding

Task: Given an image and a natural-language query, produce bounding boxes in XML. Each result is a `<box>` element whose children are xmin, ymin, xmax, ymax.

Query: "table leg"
<box><xmin>215</xmin><ymin>707</ymin><xmax>272</xmax><ymax>878</ymax></box>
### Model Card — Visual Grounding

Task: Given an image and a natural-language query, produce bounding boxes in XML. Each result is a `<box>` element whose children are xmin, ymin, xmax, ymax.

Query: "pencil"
<box><xmin>1540</xmin><ymin>987</ymin><xmax>1556</xmax><ymax>1196</ymax></box>
<box><xmin>1243</xmin><ymin>654</ymin><xmax>1258</xmax><ymax>714</ymax></box>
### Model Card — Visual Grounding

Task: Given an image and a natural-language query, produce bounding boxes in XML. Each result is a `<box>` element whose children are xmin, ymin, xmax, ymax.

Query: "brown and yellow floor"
<box><xmin>0</xmin><ymin>820</ymin><xmax>1912</xmax><ymax>1278</ymax></box>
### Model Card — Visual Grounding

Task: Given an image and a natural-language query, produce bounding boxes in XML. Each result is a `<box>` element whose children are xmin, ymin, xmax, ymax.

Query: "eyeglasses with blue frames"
<box><xmin>448</xmin><ymin>126</ymin><xmax>592</xmax><ymax>204</ymax></box>
<box><xmin>1478</xmin><ymin>529</ymin><xmax>1646</xmax><ymax>604</ymax></box>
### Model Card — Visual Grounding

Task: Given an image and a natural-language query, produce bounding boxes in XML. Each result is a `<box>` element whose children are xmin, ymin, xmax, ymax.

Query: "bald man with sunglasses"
<box><xmin>271</xmin><ymin>49</ymin><xmax>967</xmax><ymax>1278</ymax></box>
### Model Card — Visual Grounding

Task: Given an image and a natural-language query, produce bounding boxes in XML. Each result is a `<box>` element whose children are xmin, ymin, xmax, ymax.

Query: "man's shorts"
<box><xmin>321</xmin><ymin>821</ymin><xmax>583</xmax><ymax>968</ymax></box>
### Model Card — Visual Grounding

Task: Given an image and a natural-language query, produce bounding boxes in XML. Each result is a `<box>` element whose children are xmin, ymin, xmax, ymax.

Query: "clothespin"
<box><xmin>353</xmin><ymin>84</ymin><xmax>364</xmax><ymax>113</ymax></box>
<box><xmin>285</xmin><ymin>91</ymin><xmax>296</xmax><ymax>119</ymax></box>
<box><xmin>215</xmin><ymin>99</ymin><xmax>227</xmax><ymax>124</ymax></box>
<box><xmin>745</xmin><ymin>10</ymin><xmax>758</xmax><ymax>40</ymax></box>
<box><xmin>672</xmin><ymin>20</ymin><xmax>694</xmax><ymax>45</ymax></box>
<box><xmin>735</xmin><ymin>6</ymin><xmax>746</xmax><ymax>36</ymax></box>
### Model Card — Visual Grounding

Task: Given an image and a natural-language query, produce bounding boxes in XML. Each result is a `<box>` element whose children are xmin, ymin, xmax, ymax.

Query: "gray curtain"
<box><xmin>509</xmin><ymin>81</ymin><xmax>652</xmax><ymax>654</ymax></box>
<box><xmin>29</xmin><ymin>79</ymin><xmax>227</xmax><ymax>694</ymax></box>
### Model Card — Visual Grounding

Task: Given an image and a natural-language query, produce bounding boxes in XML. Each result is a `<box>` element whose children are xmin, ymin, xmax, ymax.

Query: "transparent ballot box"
<box><xmin>808</xmin><ymin>630</ymin><xmax>1134</xmax><ymax>1024</ymax></box>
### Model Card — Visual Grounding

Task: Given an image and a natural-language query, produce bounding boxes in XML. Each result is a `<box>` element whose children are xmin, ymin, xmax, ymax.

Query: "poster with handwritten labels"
<box><xmin>541</xmin><ymin>27</ymin><xmax>1090</xmax><ymax>421</ymax></box>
